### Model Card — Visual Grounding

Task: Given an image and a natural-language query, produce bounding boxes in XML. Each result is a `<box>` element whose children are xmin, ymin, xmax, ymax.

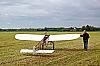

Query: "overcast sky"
<box><xmin>0</xmin><ymin>0</ymin><xmax>100</xmax><ymax>28</ymax></box>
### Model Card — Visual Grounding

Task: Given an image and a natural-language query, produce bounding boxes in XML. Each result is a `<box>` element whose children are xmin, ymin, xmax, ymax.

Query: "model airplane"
<box><xmin>15</xmin><ymin>33</ymin><xmax>80</xmax><ymax>54</ymax></box>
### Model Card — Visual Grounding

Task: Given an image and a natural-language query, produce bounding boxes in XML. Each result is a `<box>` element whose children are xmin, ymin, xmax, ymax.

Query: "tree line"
<box><xmin>0</xmin><ymin>25</ymin><xmax>100</xmax><ymax>32</ymax></box>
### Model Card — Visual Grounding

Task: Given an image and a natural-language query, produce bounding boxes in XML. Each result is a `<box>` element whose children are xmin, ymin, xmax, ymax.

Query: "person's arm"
<box><xmin>80</xmin><ymin>35</ymin><xmax>83</xmax><ymax>37</ymax></box>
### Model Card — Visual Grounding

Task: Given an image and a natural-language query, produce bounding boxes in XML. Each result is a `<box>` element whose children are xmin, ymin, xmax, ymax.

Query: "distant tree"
<box><xmin>44</xmin><ymin>27</ymin><xmax>48</xmax><ymax>31</ymax></box>
<box><xmin>90</xmin><ymin>26</ymin><xmax>96</xmax><ymax>31</ymax></box>
<box><xmin>69</xmin><ymin>27</ymin><xmax>77</xmax><ymax>32</ymax></box>
<box><xmin>58</xmin><ymin>27</ymin><xmax>64</xmax><ymax>32</ymax></box>
<box><xmin>86</xmin><ymin>25</ymin><xmax>90</xmax><ymax>31</ymax></box>
<box><xmin>0</xmin><ymin>29</ymin><xmax>2</xmax><ymax>31</ymax></box>
<box><xmin>81</xmin><ymin>26</ymin><xmax>86</xmax><ymax>31</ymax></box>
<box><xmin>81</xmin><ymin>25</ymin><xmax>97</xmax><ymax>31</ymax></box>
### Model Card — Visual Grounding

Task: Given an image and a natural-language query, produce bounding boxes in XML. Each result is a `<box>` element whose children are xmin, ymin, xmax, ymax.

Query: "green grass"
<box><xmin>0</xmin><ymin>32</ymin><xmax>100</xmax><ymax>66</ymax></box>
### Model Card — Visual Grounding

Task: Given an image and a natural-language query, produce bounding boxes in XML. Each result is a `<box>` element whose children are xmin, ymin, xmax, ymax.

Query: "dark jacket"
<box><xmin>80</xmin><ymin>33</ymin><xmax>90</xmax><ymax>40</ymax></box>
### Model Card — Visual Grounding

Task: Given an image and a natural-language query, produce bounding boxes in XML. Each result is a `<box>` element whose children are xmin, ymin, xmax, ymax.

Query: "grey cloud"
<box><xmin>0</xmin><ymin>0</ymin><xmax>100</xmax><ymax>28</ymax></box>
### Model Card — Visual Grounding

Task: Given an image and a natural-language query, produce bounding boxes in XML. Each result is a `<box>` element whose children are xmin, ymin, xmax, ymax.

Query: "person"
<box><xmin>35</xmin><ymin>32</ymin><xmax>50</xmax><ymax>50</ymax></box>
<box><xmin>42</xmin><ymin>32</ymin><xmax>50</xmax><ymax>44</ymax></box>
<box><xmin>80</xmin><ymin>30</ymin><xmax>90</xmax><ymax>51</ymax></box>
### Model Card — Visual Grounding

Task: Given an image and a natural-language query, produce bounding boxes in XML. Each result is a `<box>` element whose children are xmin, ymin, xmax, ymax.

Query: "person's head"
<box><xmin>83</xmin><ymin>30</ymin><xmax>87</xmax><ymax>34</ymax></box>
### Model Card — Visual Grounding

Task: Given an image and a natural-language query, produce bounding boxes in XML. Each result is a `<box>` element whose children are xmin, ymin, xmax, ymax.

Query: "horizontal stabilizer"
<box><xmin>20</xmin><ymin>49</ymin><xmax>54</xmax><ymax>54</ymax></box>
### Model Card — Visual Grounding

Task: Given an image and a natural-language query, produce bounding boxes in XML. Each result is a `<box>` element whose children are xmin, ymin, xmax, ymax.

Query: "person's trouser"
<box><xmin>83</xmin><ymin>39</ymin><xmax>88</xmax><ymax>49</ymax></box>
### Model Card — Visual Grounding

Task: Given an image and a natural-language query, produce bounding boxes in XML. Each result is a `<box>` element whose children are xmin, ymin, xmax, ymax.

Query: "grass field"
<box><xmin>0</xmin><ymin>32</ymin><xmax>100</xmax><ymax>66</ymax></box>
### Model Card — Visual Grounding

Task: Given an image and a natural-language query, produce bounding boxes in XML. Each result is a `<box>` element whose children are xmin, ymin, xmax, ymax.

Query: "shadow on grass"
<box><xmin>23</xmin><ymin>53</ymin><xmax>56</xmax><ymax>57</ymax></box>
<box><xmin>55</xmin><ymin>48</ymin><xmax>100</xmax><ymax>51</ymax></box>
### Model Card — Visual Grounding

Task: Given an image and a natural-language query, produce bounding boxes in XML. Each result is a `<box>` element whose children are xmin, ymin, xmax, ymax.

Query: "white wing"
<box><xmin>49</xmin><ymin>34</ymin><xmax>80</xmax><ymax>41</ymax></box>
<box><xmin>15</xmin><ymin>34</ymin><xmax>80</xmax><ymax>41</ymax></box>
<box><xmin>15</xmin><ymin>34</ymin><xmax>44</xmax><ymax>41</ymax></box>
